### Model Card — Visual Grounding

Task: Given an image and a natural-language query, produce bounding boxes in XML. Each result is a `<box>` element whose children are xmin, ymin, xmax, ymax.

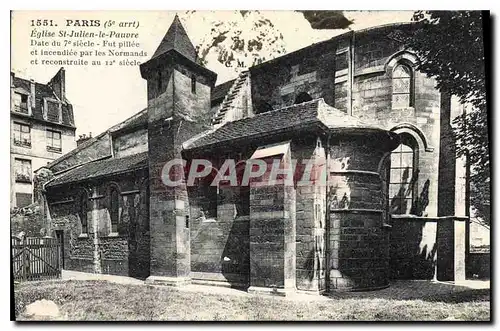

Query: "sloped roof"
<box><xmin>151</xmin><ymin>15</ymin><xmax>197</xmax><ymax>62</ymax></box>
<box><xmin>184</xmin><ymin>98</ymin><xmax>396</xmax><ymax>151</ymax></box>
<box><xmin>46</xmin><ymin>152</ymin><xmax>148</xmax><ymax>188</ymax></box>
<box><xmin>184</xmin><ymin>99</ymin><xmax>324</xmax><ymax>150</ymax></box>
<box><xmin>11</xmin><ymin>75</ymin><xmax>75</xmax><ymax>128</ymax></box>
<box><xmin>109</xmin><ymin>108</ymin><xmax>148</xmax><ymax>133</ymax></box>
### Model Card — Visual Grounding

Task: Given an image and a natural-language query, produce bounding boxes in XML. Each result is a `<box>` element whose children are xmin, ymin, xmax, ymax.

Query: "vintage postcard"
<box><xmin>10</xmin><ymin>10</ymin><xmax>490</xmax><ymax>321</ymax></box>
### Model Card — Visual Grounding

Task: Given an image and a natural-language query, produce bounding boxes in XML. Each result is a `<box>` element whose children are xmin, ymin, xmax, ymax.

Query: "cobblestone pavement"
<box><xmin>62</xmin><ymin>270</ymin><xmax>489</xmax><ymax>302</ymax></box>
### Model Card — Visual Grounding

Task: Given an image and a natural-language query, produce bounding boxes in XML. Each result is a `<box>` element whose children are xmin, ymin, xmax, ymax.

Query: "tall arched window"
<box><xmin>389</xmin><ymin>134</ymin><xmax>418</xmax><ymax>215</ymax></box>
<box><xmin>79</xmin><ymin>191</ymin><xmax>88</xmax><ymax>234</ymax></box>
<box><xmin>109</xmin><ymin>187</ymin><xmax>120</xmax><ymax>233</ymax></box>
<box><xmin>392</xmin><ymin>64</ymin><xmax>413</xmax><ymax>109</ymax></box>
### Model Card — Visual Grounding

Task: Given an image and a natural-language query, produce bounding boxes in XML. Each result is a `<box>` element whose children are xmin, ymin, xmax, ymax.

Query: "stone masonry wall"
<box><xmin>250</xmin><ymin>39</ymin><xmax>339</xmax><ymax>112</ymax></box>
<box><xmin>46</xmin><ymin>169</ymin><xmax>149</xmax><ymax>278</ymax></box>
<box><xmin>352</xmin><ymin>29</ymin><xmax>441</xmax><ymax>218</ymax></box>
<box><xmin>189</xmin><ymin>182</ymin><xmax>250</xmax><ymax>287</ymax></box>
<box><xmin>327</xmin><ymin>138</ymin><xmax>392</xmax><ymax>290</ymax></box>
<box><xmin>291</xmin><ymin>135</ymin><xmax>326</xmax><ymax>292</ymax></box>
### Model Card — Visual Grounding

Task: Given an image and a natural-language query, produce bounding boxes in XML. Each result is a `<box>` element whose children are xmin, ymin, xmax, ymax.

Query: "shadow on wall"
<box><xmin>389</xmin><ymin>167</ymin><xmax>436</xmax><ymax>279</ymax></box>
<box><xmin>127</xmin><ymin>182</ymin><xmax>150</xmax><ymax>280</ymax></box>
<box><xmin>221</xmin><ymin>216</ymin><xmax>250</xmax><ymax>289</ymax></box>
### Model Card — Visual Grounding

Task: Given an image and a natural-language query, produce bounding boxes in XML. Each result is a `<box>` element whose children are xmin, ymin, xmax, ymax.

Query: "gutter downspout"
<box><xmin>348</xmin><ymin>31</ymin><xmax>355</xmax><ymax>116</ymax></box>
<box><xmin>324</xmin><ymin>133</ymin><xmax>332</xmax><ymax>293</ymax></box>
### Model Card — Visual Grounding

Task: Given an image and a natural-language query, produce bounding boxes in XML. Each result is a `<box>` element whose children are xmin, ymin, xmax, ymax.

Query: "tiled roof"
<box><xmin>12</xmin><ymin>75</ymin><xmax>75</xmax><ymax>128</ymax></box>
<box><xmin>46</xmin><ymin>152</ymin><xmax>148</xmax><ymax>187</ymax></box>
<box><xmin>184</xmin><ymin>99</ymin><xmax>324</xmax><ymax>150</ymax></box>
<box><xmin>109</xmin><ymin>108</ymin><xmax>148</xmax><ymax>133</ymax></box>
<box><xmin>151</xmin><ymin>15</ymin><xmax>197</xmax><ymax>62</ymax></box>
<box><xmin>184</xmin><ymin>98</ymin><xmax>391</xmax><ymax>151</ymax></box>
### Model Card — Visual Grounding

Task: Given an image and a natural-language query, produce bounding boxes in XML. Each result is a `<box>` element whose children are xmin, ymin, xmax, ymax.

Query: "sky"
<box><xmin>11</xmin><ymin>11</ymin><xmax>413</xmax><ymax>137</ymax></box>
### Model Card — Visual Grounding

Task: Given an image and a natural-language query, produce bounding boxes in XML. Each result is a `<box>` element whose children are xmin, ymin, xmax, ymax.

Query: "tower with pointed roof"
<box><xmin>140</xmin><ymin>15</ymin><xmax>217</xmax><ymax>285</ymax></box>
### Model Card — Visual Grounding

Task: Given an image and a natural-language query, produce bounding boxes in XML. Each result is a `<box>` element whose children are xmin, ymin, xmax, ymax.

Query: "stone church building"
<box><xmin>39</xmin><ymin>16</ymin><xmax>469</xmax><ymax>294</ymax></box>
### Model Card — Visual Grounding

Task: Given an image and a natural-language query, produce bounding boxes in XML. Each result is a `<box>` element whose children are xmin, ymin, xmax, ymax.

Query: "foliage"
<box><xmin>406</xmin><ymin>11</ymin><xmax>490</xmax><ymax>223</ymax></box>
<box><xmin>187</xmin><ymin>10</ymin><xmax>286</xmax><ymax>74</ymax></box>
<box><xmin>298</xmin><ymin>11</ymin><xmax>353</xmax><ymax>30</ymax></box>
<box><xmin>11</xmin><ymin>203</ymin><xmax>46</xmax><ymax>237</ymax></box>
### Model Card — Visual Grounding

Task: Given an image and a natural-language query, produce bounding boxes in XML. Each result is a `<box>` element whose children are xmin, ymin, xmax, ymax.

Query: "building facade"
<box><xmin>39</xmin><ymin>17</ymin><xmax>469</xmax><ymax>293</ymax></box>
<box><xmin>11</xmin><ymin>68</ymin><xmax>77</xmax><ymax>208</ymax></box>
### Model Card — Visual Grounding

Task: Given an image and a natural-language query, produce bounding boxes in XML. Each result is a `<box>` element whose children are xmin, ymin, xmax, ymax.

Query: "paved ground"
<box><xmin>62</xmin><ymin>270</ymin><xmax>489</xmax><ymax>302</ymax></box>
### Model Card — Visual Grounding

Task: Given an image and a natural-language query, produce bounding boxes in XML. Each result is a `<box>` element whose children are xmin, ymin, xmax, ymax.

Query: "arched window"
<box><xmin>389</xmin><ymin>134</ymin><xmax>418</xmax><ymax>215</ymax></box>
<box><xmin>79</xmin><ymin>191</ymin><xmax>88</xmax><ymax>234</ymax></box>
<box><xmin>294</xmin><ymin>92</ymin><xmax>312</xmax><ymax>104</ymax></box>
<box><xmin>109</xmin><ymin>187</ymin><xmax>120</xmax><ymax>233</ymax></box>
<box><xmin>392</xmin><ymin>64</ymin><xmax>413</xmax><ymax>109</ymax></box>
<box><xmin>255</xmin><ymin>101</ymin><xmax>273</xmax><ymax>114</ymax></box>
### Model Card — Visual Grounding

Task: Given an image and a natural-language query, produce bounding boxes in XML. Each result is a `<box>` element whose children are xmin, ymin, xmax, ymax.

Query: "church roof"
<box><xmin>151</xmin><ymin>14</ymin><xmax>197</xmax><ymax>62</ymax></box>
<box><xmin>184</xmin><ymin>99</ymin><xmax>323</xmax><ymax>150</ymax></box>
<box><xmin>46</xmin><ymin>152</ymin><xmax>148</xmax><ymax>188</ymax></box>
<box><xmin>184</xmin><ymin>98</ymin><xmax>396</xmax><ymax>151</ymax></box>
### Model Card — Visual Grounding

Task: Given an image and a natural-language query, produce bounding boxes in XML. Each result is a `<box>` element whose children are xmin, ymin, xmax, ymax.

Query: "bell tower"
<box><xmin>140</xmin><ymin>14</ymin><xmax>217</xmax><ymax>285</ymax></box>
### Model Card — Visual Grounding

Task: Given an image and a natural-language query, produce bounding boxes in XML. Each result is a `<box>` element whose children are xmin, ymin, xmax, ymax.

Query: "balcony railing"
<box><xmin>13</xmin><ymin>139</ymin><xmax>31</xmax><ymax>148</ymax></box>
<box><xmin>13</xmin><ymin>104</ymin><xmax>29</xmax><ymax>114</ymax></box>
<box><xmin>15</xmin><ymin>174</ymin><xmax>32</xmax><ymax>183</ymax></box>
<box><xmin>47</xmin><ymin>145</ymin><xmax>62</xmax><ymax>153</ymax></box>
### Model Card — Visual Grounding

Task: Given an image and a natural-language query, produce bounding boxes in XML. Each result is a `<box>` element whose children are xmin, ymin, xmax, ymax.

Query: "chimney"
<box><xmin>10</xmin><ymin>72</ymin><xmax>14</xmax><ymax>88</ymax></box>
<box><xmin>30</xmin><ymin>79</ymin><xmax>36</xmax><ymax>108</ymax></box>
<box><xmin>59</xmin><ymin>67</ymin><xmax>65</xmax><ymax>101</ymax></box>
<box><xmin>49</xmin><ymin>67</ymin><xmax>65</xmax><ymax>101</ymax></box>
<box><xmin>76</xmin><ymin>132</ymin><xmax>92</xmax><ymax>146</ymax></box>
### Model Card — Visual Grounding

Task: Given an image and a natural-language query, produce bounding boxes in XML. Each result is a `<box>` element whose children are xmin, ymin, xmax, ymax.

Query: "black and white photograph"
<box><xmin>9</xmin><ymin>9</ymin><xmax>491</xmax><ymax>321</ymax></box>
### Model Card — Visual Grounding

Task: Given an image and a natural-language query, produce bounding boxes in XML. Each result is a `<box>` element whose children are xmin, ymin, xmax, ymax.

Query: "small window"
<box><xmin>191</xmin><ymin>75</ymin><xmax>196</xmax><ymax>94</ymax></box>
<box><xmin>46</xmin><ymin>129</ymin><xmax>62</xmax><ymax>152</ymax></box>
<box><xmin>13</xmin><ymin>93</ymin><xmax>29</xmax><ymax>113</ymax></box>
<box><xmin>392</xmin><ymin>64</ymin><xmax>413</xmax><ymax>109</ymax></box>
<box><xmin>14</xmin><ymin>158</ymin><xmax>31</xmax><ymax>183</ymax></box>
<box><xmin>46</xmin><ymin>100</ymin><xmax>61</xmax><ymax>122</ymax></box>
<box><xmin>13</xmin><ymin>122</ymin><xmax>31</xmax><ymax>147</ymax></box>
<box><xmin>255</xmin><ymin>101</ymin><xmax>273</xmax><ymax>114</ymax></box>
<box><xmin>294</xmin><ymin>92</ymin><xmax>313</xmax><ymax>104</ymax></box>
<box><xmin>109</xmin><ymin>187</ymin><xmax>120</xmax><ymax>233</ymax></box>
<box><xmin>79</xmin><ymin>192</ymin><xmax>89</xmax><ymax>234</ymax></box>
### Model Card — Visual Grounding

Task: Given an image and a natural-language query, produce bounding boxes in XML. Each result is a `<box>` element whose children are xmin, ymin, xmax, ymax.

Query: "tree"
<box><xmin>186</xmin><ymin>10</ymin><xmax>354</xmax><ymax>79</ymax></box>
<box><xmin>185</xmin><ymin>10</ymin><xmax>286</xmax><ymax>76</ymax></box>
<box><xmin>405</xmin><ymin>11</ymin><xmax>490</xmax><ymax>224</ymax></box>
<box><xmin>298</xmin><ymin>11</ymin><xmax>353</xmax><ymax>30</ymax></box>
